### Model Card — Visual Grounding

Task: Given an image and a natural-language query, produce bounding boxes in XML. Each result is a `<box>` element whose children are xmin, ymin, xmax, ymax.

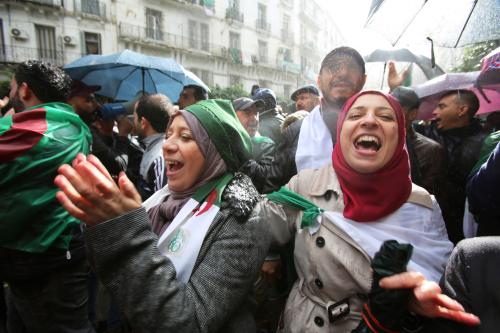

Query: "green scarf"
<box><xmin>267</xmin><ymin>186</ymin><xmax>324</xmax><ymax>229</ymax></box>
<box><xmin>0</xmin><ymin>102</ymin><xmax>91</xmax><ymax>252</ymax></box>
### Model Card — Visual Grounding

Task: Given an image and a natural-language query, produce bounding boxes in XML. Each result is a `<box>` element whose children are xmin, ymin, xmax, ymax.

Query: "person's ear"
<box><xmin>408</xmin><ymin>109</ymin><xmax>418</xmax><ymax>122</ymax></box>
<box><xmin>361</xmin><ymin>74</ymin><xmax>367</xmax><ymax>87</ymax></box>
<box><xmin>141</xmin><ymin>117</ymin><xmax>149</xmax><ymax>130</ymax></box>
<box><xmin>458</xmin><ymin>104</ymin><xmax>469</xmax><ymax>118</ymax></box>
<box><xmin>18</xmin><ymin>82</ymin><xmax>31</xmax><ymax>101</ymax></box>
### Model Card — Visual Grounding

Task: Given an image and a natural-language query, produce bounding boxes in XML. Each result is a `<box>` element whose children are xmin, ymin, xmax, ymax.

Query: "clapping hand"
<box><xmin>54</xmin><ymin>154</ymin><xmax>142</xmax><ymax>225</ymax></box>
<box><xmin>380</xmin><ymin>271</ymin><xmax>480</xmax><ymax>326</ymax></box>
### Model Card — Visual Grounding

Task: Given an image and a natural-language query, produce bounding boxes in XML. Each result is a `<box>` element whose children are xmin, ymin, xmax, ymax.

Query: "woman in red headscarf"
<box><xmin>262</xmin><ymin>91</ymin><xmax>475</xmax><ymax>332</ymax></box>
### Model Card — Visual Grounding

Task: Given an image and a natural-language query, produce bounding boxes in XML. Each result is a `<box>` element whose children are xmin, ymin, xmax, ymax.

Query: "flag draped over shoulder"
<box><xmin>0</xmin><ymin>102</ymin><xmax>91</xmax><ymax>253</ymax></box>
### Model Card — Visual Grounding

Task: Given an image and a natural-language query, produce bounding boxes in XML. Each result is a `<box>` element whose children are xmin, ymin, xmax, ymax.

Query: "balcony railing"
<box><xmin>225</xmin><ymin>7</ymin><xmax>244</xmax><ymax>23</ymax></box>
<box><xmin>119</xmin><ymin>23</ymin><xmax>215</xmax><ymax>53</ymax></box>
<box><xmin>255</xmin><ymin>19</ymin><xmax>271</xmax><ymax>33</ymax></box>
<box><xmin>0</xmin><ymin>45</ymin><xmax>82</xmax><ymax>66</ymax></box>
<box><xmin>7</xmin><ymin>0</ymin><xmax>62</xmax><ymax>6</ymax></box>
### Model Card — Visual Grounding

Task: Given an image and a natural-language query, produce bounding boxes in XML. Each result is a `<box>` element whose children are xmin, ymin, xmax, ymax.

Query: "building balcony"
<box><xmin>255</xmin><ymin>19</ymin><xmax>271</xmax><ymax>35</ymax></box>
<box><xmin>3</xmin><ymin>0</ymin><xmax>62</xmax><ymax>6</ymax></box>
<box><xmin>280</xmin><ymin>60</ymin><xmax>301</xmax><ymax>74</ymax></box>
<box><xmin>119</xmin><ymin>23</ymin><xmax>219</xmax><ymax>55</ymax></box>
<box><xmin>281</xmin><ymin>29</ymin><xmax>294</xmax><ymax>45</ymax></box>
<box><xmin>225</xmin><ymin>7</ymin><xmax>244</xmax><ymax>24</ymax></box>
<box><xmin>75</xmin><ymin>0</ymin><xmax>107</xmax><ymax>19</ymax></box>
<box><xmin>0</xmin><ymin>44</ymin><xmax>81</xmax><ymax>66</ymax></box>
<box><xmin>300</xmin><ymin>40</ymin><xmax>316</xmax><ymax>54</ymax></box>
<box><xmin>280</xmin><ymin>0</ymin><xmax>293</xmax><ymax>9</ymax></box>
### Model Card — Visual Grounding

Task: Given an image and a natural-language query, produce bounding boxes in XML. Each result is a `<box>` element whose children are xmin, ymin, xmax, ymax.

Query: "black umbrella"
<box><xmin>364</xmin><ymin>48</ymin><xmax>445</xmax><ymax>79</ymax></box>
<box><xmin>365</xmin><ymin>0</ymin><xmax>500</xmax><ymax>48</ymax></box>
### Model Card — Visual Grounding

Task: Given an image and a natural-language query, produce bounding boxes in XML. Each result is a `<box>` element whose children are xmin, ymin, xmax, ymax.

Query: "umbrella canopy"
<box><xmin>364</xmin><ymin>48</ymin><xmax>445</xmax><ymax>79</ymax></box>
<box><xmin>64</xmin><ymin>49</ymin><xmax>210</xmax><ymax>102</ymax></box>
<box><xmin>412</xmin><ymin>71</ymin><xmax>500</xmax><ymax>120</ymax></box>
<box><xmin>365</xmin><ymin>0</ymin><xmax>500</xmax><ymax>48</ymax></box>
<box><xmin>478</xmin><ymin>46</ymin><xmax>500</xmax><ymax>87</ymax></box>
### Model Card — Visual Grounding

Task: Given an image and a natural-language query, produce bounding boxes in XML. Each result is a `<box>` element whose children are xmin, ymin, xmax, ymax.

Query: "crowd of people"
<box><xmin>0</xmin><ymin>44</ymin><xmax>498</xmax><ymax>333</ymax></box>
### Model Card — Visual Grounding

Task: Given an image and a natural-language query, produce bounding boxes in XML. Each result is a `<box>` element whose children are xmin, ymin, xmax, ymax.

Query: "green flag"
<box><xmin>0</xmin><ymin>102</ymin><xmax>91</xmax><ymax>253</ymax></box>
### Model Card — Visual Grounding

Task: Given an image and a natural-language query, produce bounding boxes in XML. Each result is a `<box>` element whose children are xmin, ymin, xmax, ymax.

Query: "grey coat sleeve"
<box><xmin>84</xmin><ymin>206</ymin><xmax>269</xmax><ymax>333</ymax></box>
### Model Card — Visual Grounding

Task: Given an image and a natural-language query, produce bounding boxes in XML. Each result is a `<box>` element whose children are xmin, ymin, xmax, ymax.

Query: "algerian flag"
<box><xmin>0</xmin><ymin>103</ymin><xmax>91</xmax><ymax>252</ymax></box>
<box><xmin>152</xmin><ymin>173</ymin><xmax>233</xmax><ymax>283</ymax></box>
<box><xmin>268</xmin><ymin>186</ymin><xmax>452</xmax><ymax>282</ymax></box>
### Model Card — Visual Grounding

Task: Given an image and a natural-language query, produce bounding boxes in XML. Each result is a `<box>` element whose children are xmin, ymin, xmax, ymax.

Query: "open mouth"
<box><xmin>166</xmin><ymin>160</ymin><xmax>184</xmax><ymax>172</ymax></box>
<box><xmin>354</xmin><ymin>135</ymin><xmax>381</xmax><ymax>152</ymax></box>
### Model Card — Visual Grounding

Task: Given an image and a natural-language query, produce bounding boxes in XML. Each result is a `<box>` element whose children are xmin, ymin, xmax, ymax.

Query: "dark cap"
<box><xmin>69</xmin><ymin>80</ymin><xmax>100</xmax><ymax>98</ymax></box>
<box><xmin>252</xmin><ymin>88</ymin><xmax>276</xmax><ymax>110</ymax></box>
<box><xmin>232</xmin><ymin>97</ymin><xmax>264</xmax><ymax>111</ymax></box>
<box><xmin>291</xmin><ymin>84</ymin><xmax>320</xmax><ymax>101</ymax></box>
<box><xmin>390</xmin><ymin>86</ymin><xmax>420</xmax><ymax>111</ymax></box>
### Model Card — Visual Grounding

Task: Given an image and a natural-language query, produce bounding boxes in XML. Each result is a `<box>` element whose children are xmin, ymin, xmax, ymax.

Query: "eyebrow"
<box><xmin>349</xmin><ymin>106</ymin><xmax>393</xmax><ymax>112</ymax></box>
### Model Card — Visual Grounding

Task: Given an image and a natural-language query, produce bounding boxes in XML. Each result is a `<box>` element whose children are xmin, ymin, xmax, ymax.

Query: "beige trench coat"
<box><xmin>262</xmin><ymin>164</ymin><xmax>433</xmax><ymax>333</ymax></box>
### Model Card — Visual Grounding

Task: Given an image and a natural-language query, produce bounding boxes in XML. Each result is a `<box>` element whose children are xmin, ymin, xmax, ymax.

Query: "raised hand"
<box><xmin>387</xmin><ymin>61</ymin><xmax>410</xmax><ymax>91</ymax></box>
<box><xmin>54</xmin><ymin>153</ymin><xmax>142</xmax><ymax>225</ymax></box>
<box><xmin>379</xmin><ymin>271</ymin><xmax>480</xmax><ymax>326</ymax></box>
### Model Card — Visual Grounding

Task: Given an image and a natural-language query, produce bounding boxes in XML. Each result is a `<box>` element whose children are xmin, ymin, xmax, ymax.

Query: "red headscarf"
<box><xmin>332</xmin><ymin>90</ymin><xmax>412</xmax><ymax>222</ymax></box>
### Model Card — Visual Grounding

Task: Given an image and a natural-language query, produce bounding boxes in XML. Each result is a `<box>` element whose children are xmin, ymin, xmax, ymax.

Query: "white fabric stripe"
<box><xmin>143</xmin><ymin>187</ymin><xmax>220</xmax><ymax>283</ymax></box>
<box><xmin>320</xmin><ymin>200</ymin><xmax>453</xmax><ymax>282</ymax></box>
<box><xmin>157</xmin><ymin>198</ymin><xmax>220</xmax><ymax>283</ymax></box>
<box><xmin>295</xmin><ymin>105</ymin><xmax>333</xmax><ymax>172</ymax></box>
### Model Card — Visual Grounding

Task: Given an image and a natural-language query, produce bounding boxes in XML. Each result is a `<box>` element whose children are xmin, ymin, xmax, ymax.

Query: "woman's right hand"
<box><xmin>54</xmin><ymin>153</ymin><xmax>142</xmax><ymax>225</ymax></box>
<box><xmin>380</xmin><ymin>271</ymin><xmax>480</xmax><ymax>326</ymax></box>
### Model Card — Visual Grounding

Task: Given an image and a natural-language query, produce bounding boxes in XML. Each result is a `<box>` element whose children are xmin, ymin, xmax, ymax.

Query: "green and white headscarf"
<box><xmin>145</xmin><ymin>99</ymin><xmax>252</xmax><ymax>282</ymax></box>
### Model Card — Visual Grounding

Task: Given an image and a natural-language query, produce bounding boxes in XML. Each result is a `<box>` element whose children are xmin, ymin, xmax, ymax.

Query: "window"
<box><xmin>189</xmin><ymin>20</ymin><xmax>198</xmax><ymax>49</ymax></box>
<box><xmin>284</xmin><ymin>84</ymin><xmax>291</xmax><ymax>99</ymax></box>
<box><xmin>229</xmin><ymin>32</ymin><xmax>241</xmax><ymax>64</ymax></box>
<box><xmin>258</xmin><ymin>40</ymin><xmax>268</xmax><ymax>63</ymax></box>
<box><xmin>282</xmin><ymin>14</ymin><xmax>290</xmax><ymax>41</ymax></box>
<box><xmin>81</xmin><ymin>0</ymin><xmax>101</xmax><ymax>16</ymax></box>
<box><xmin>229</xmin><ymin>75</ymin><xmax>241</xmax><ymax>86</ymax></box>
<box><xmin>35</xmin><ymin>25</ymin><xmax>57</xmax><ymax>63</ymax></box>
<box><xmin>229</xmin><ymin>32</ymin><xmax>240</xmax><ymax>50</ymax></box>
<box><xmin>0</xmin><ymin>19</ymin><xmax>4</xmax><ymax>61</ymax></box>
<box><xmin>258</xmin><ymin>3</ymin><xmax>267</xmax><ymax>24</ymax></box>
<box><xmin>200</xmin><ymin>69</ymin><xmax>212</xmax><ymax>86</ymax></box>
<box><xmin>229</xmin><ymin>0</ymin><xmax>240</xmax><ymax>11</ymax></box>
<box><xmin>283</xmin><ymin>48</ymin><xmax>292</xmax><ymax>62</ymax></box>
<box><xmin>146</xmin><ymin>8</ymin><xmax>162</xmax><ymax>40</ymax></box>
<box><xmin>200</xmin><ymin>23</ymin><xmax>209</xmax><ymax>51</ymax></box>
<box><xmin>84</xmin><ymin>32</ymin><xmax>101</xmax><ymax>55</ymax></box>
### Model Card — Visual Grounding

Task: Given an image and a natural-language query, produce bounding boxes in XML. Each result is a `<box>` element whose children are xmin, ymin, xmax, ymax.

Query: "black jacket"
<box><xmin>241</xmin><ymin>119</ymin><xmax>301</xmax><ymax>193</ymax></box>
<box><xmin>426</xmin><ymin>237</ymin><xmax>500</xmax><ymax>333</ymax></box>
<box><xmin>406</xmin><ymin>128</ymin><xmax>446</xmax><ymax>195</ymax></box>
<box><xmin>258</xmin><ymin>108</ymin><xmax>285</xmax><ymax>147</ymax></box>
<box><xmin>416</xmin><ymin>120</ymin><xmax>487</xmax><ymax>243</ymax></box>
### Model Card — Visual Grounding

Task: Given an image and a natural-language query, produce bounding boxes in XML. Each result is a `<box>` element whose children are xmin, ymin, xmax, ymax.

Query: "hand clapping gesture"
<box><xmin>54</xmin><ymin>154</ymin><xmax>142</xmax><ymax>225</ymax></box>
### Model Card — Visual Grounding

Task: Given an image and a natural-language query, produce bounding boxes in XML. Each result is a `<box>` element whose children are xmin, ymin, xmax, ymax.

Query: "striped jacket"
<box><xmin>85</xmin><ymin>173</ymin><xmax>269</xmax><ymax>332</ymax></box>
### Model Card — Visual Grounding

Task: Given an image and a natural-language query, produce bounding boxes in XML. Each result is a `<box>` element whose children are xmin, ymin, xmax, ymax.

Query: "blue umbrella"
<box><xmin>64</xmin><ymin>49</ymin><xmax>209</xmax><ymax>102</ymax></box>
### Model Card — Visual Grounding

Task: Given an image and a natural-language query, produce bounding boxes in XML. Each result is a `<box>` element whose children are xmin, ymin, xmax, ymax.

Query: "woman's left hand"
<box><xmin>54</xmin><ymin>153</ymin><xmax>142</xmax><ymax>225</ymax></box>
<box><xmin>379</xmin><ymin>271</ymin><xmax>480</xmax><ymax>326</ymax></box>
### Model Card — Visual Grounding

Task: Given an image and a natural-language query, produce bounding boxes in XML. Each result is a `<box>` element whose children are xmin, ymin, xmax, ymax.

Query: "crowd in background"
<box><xmin>0</xmin><ymin>45</ymin><xmax>499</xmax><ymax>333</ymax></box>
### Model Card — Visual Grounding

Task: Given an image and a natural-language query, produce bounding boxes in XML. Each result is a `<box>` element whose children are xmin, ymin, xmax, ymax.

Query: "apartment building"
<box><xmin>0</xmin><ymin>0</ymin><xmax>345</xmax><ymax>98</ymax></box>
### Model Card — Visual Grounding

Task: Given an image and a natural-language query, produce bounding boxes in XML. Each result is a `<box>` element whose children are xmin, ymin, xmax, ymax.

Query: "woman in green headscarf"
<box><xmin>55</xmin><ymin>100</ymin><xmax>269</xmax><ymax>332</ymax></box>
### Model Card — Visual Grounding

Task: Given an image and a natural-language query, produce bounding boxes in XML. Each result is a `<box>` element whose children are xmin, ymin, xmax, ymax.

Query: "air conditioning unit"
<box><xmin>10</xmin><ymin>28</ymin><xmax>29</xmax><ymax>40</ymax></box>
<box><xmin>63</xmin><ymin>35</ymin><xmax>77</xmax><ymax>46</ymax></box>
